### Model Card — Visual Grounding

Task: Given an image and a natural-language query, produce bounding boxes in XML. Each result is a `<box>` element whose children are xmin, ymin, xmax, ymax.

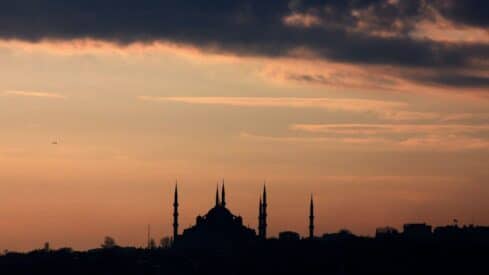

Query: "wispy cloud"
<box><xmin>290</xmin><ymin>124</ymin><xmax>489</xmax><ymax>135</ymax></box>
<box><xmin>138</xmin><ymin>96</ymin><xmax>407</xmax><ymax>114</ymax></box>
<box><xmin>240</xmin><ymin>131</ymin><xmax>393</xmax><ymax>145</ymax></box>
<box><xmin>241</xmin><ymin>130</ymin><xmax>489</xmax><ymax>152</ymax></box>
<box><xmin>2</xmin><ymin>90</ymin><xmax>66</xmax><ymax>99</ymax></box>
<box><xmin>291</xmin><ymin>123</ymin><xmax>489</xmax><ymax>151</ymax></box>
<box><xmin>139</xmin><ymin>96</ymin><xmax>489</xmax><ymax>123</ymax></box>
<box><xmin>283</xmin><ymin>12</ymin><xmax>322</xmax><ymax>28</ymax></box>
<box><xmin>138</xmin><ymin>96</ymin><xmax>408</xmax><ymax>110</ymax></box>
<box><xmin>410</xmin><ymin>14</ymin><xmax>489</xmax><ymax>44</ymax></box>
<box><xmin>399</xmin><ymin>136</ymin><xmax>489</xmax><ymax>151</ymax></box>
<box><xmin>242</xmin><ymin>122</ymin><xmax>489</xmax><ymax>152</ymax></box>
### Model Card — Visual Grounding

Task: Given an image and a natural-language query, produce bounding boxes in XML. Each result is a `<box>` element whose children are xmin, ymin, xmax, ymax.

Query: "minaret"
<box><xmin>258</xmin><ymin>197</ymin><xmax>263</xmax><ymax>238</ymax></box>
<box><xmin>221</xmin><ymin>180</ymin><xmax>226</xmax><ymax>208</ymax></box>
<box><xmin>173</xmin><ymin>183</ymin><xmax>179</xmax><ymax>241</ymax></box>
<box><xmin>262</xmin><ymin>184</ymin><xmax>267</xmax><ymax>239</ymax></box>
<box><xmin>215</xmin><ymin>184</ymin><xmax>220</xmax><ymax>207</ymax></box>
<box><xmin>309</xmin><ymin>194</ymin><xmax>314</xmax><ymax>239</ymax></box>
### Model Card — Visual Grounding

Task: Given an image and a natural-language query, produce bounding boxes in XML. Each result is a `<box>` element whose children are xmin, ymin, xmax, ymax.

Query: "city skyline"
<box><xmin>1</xmin><ymin>0</ymin><xmax>489</xmax><ymax>252</ymax></box>
<box><xmin>2</xmin><ymin>179</ymin><xmax>486</xmax><ymax>252</ymax></box>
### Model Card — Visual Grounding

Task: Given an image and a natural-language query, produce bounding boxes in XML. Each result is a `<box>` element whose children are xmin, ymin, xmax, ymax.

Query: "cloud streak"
<box><xmin>139</xmin><ymin>96</ymin><xmax>432</xmax><ymax>121</ymax></box>
<box><xmin>291</xmin><ymin>124</ymin><xmax>489</xmax><ymax>135</ymax></box>
<box><xmin>283</xmin><ymin>123</ymin><xmax>489</xmax><ymax>151</ymax></box>
<box><xmin>139</xmin><ymin>96</ymin><xmax>489</xmax><ymax>123</ymax></box>
<box><xmin>139</xmin><ymin>96</ymin><xmax>407</xmax><ymax>112</ymax></box>
<box><xmin>242</xmin><ymin>130</ymin><xmax>489</xmax><ymax>152</ymax></box>
<box><xmin>2</xmin><ymin>90</ymin><xmax>66</xmax><ymax>99</ymax></box>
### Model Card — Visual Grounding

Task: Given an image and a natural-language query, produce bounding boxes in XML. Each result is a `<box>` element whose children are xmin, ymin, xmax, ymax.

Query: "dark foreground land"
<box><xmin>1</xmin><ymin>237</ymin><xmax>488</xmax><ymax>275</ymax></box>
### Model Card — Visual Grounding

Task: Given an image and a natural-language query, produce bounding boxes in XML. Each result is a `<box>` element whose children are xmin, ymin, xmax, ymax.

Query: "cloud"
<box><xmin>0</xmin><ymin>39</ymin><xmax>243</xmax><ymax>65</ymax></box>
<box><xmin>139</xmin><ymin>96</ymin><xmax>489</xmax><ymax>122</ymax></box>
<box><xmin>285</xmin><ymin>123</ymin><xmax>489</xmax><ymax>151</ymax></box>
<box><xmin>439</xmin><ymin>113</ymin><xmax>489</xmax><ymax>122</ymax></box>
<box><xmin>432</xmin><ymin>0</ymin><xmax>489</xmax><ymax>28</ymax></box>
<box><xmin>378</xmin><ymin>111</ymin><xmax>442</xmax><ymax>121</ymax></box>
<box><xmin>283</xmin><ymin>12</ymin><xmax>321</xmax><ymax>28</ymax></box>
<box><xmin>242</xmin><ymin>128</ymin><xmax>489</xmax><ymax>152</ymax></box>
<box><xmin>413</xmin><ymin>73</ymin><xmax>489</xmax><ymax>88</ymax></box>
<box><xmin>260</xmin><ymin>57</ymin><xmax>404</xmax><ymax>92</ymax></box>
<box><xmin>399</xmin><ymin>135</ymin><xmax>489</xmax><ymax>151</ymax></box>
<box><xmin>2</xmin><ymin>90</ymin><xmax>65</xmax><ymax>99</ymax></box>
<box><xmin>138</xmin><ymin>96</ymin><xmax>409</xmax><ymax>114</ymax></box>
<box><xmin>410</xmin><ymin>15</ymin><xmax>489</xmax><ymax>44</ymax></box>
<box><xmin>290</xmin><ymin>124</ymin><xmax>489</xmax><ymax>135</ymax></box>
<box><xmin>241</xmin><ymin>131</ymin><xmax>398</xmax><ymax>147</ymax></box>
<box><xmin>0</xmin><ymin>0</ymin><xmax>488</xmax><ymax>90</ymax></box>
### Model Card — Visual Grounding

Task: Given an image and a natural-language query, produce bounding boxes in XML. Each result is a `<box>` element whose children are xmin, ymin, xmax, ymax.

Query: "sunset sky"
<box><xmin>1</xmin><ymin>0</ymin><xmax>488</xmax><ymax>251</ymax></box>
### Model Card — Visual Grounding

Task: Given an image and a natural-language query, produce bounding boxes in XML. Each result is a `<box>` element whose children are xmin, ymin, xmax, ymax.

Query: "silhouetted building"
<box><xmin>434</xmin><ymin>224</ymin><xmax>489</xmax><ymax>243</ymax></box>
<box><xmin>403</xmin><ymin>223</ymin><xmax>432</xmax><ymax>240</ymax></box>
<box><xmin>322</xmin><ymin>229</ymin><xmax>356</xmax><ymax>241</ymax></box>
<box><xmin>174</xmin><ymin>183</ymin><xmax>256</xmax><ymax>250</ymax></box>
<box><xmin>375</xmin><ymin>226</ymin><xmax>399</xmax><ymax>239</ymax></box>
<box><xmin>279</xmin><ymin>231</ymin><xmax>300</xmax><ymax>241</ymax></box>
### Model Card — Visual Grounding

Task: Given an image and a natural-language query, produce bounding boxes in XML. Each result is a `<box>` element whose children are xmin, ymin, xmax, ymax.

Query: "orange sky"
<box><xmin>1</xmin><ymin>22</ymin><xmax>489</xmax><ymax>251</ymax></box>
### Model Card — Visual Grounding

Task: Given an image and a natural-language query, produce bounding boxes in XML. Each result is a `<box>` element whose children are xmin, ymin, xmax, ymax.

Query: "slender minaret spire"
<box><xmin>221</xmin><ymin>180</ymin><xmax>226</xmax><ymax>208</ymax></box>
<box><xmin>258</xmin><ymin>197</ymin><xmax>263</xmax><ymax>238</ymax></box>
<box><xmin>215</xmin><ymin>184</ymin><xmax>220</xmax><ymax>207</ymax></box>
<box><xmin>262</xmin><ymin>184</ymin><xmax>267</xmax><ymax>239</ymax></box>
<box><xmin>173</xmin><ymin>182</ymin><xmax>179</xmax><ymax>241</ymax></box>
<box><xmin>309</xmin><ymin>194</ymin><xmax>315</xmax><ymax>239</ymax></box>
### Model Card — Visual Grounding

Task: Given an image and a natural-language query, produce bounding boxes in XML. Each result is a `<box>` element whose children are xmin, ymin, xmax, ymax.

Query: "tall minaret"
<box><xmin>173</xmin><ymin>183</ymin><xmax>179</xmax><ymax>241</ymax></box>
<box><xmin>221</xmin><ymin>180</ymin><xmax>226</xmax><ymax>208</ymax></box>
<box><xmin>215</xmin><ymin>184</ymin><xmax>220</xmax><ymax>207</ymax></box>
<box><xmin>258</xmin><ymin>197</ymin><xmax>263</xmax><ymax>238</ymax></box>
<box><xmin>309</xmin><ymin>194</ymin><xmax>314</xmax><ymax>239</ymax></box>
<box><xmin>262</xmin><ymin>184</ymin><xmax>267</xmax><ymax>239</ymax></box>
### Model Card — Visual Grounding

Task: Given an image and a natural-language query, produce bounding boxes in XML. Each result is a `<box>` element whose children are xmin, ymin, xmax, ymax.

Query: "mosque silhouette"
<box><xmin>171</xmin><ymin>183</ymin><xmax>314</xmax><ymax>249</ymax></box>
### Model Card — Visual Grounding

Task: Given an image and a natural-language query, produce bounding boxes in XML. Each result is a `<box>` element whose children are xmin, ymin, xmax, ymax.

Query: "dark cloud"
<box><xmin>0</xmin><ymin>0</ymin><xmax>487</xmax><ymax>89</ymax></box>
<box><xmin>415</xmin><ymin>73</ymin><xmax>489</xmax><ymax>88</ymax></box>
<box><xmin>287</xmin><ymin>73</ymin><xmax>335</xmax><ymax>86</ymax></box>
<box><xmin>287</xmin><ymin>71</ymin><xmax>398</xmax><ymax>88</ymax></box>
<box><xmin>433</xmin><ymin>0</ymin><xmax>489</xmax><ymax>28</ymax></box>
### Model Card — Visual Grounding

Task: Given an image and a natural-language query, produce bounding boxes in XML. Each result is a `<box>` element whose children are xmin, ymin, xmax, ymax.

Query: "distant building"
<box><xmin>433</xmin><ymin>225</ymin><xmax>460</xmax><ymax>240</ymax></box>
<box><xmin>322</xmin><ymin>229</ymin><xmax>356</xmax><ymax>241</ymax></box>
<box><xmin>279</xmin><ymin>231</ymin><xmax>300</xmax><ymax>241</ymax></box>
<box><xmin>375</xmin><ymin>226</ymin><xmax>399</xmax><ymax>239</ymax></box>
<box><xmin>434</xmin><ymin>225</ymin><xmax>489</xmax><ymax>242</ymax></box>
<box><xmin>403</xmin><ymin>223</ymin><xmax>432</xmax><ymax>239</ymax></box>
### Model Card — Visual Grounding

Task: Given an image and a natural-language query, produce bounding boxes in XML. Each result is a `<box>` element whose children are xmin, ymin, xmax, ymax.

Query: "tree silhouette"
<box><xmin>160</xmin><ymin>237</ymin><xmax>171</xmax><ymax>248</ymax></box>
<box><xmin>101</xmin><ymin>236</ymin><xmax>117</xmax><ymax>249</ymax></box>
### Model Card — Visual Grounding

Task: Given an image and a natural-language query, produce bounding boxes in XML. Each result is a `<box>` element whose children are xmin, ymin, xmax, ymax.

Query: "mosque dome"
<box><xmin>174</xmin><ymin>185</ymin><xmax>257</xmax><ymax>249</ymax></box>
<box><xmin>205</xmin><ymin>205</ymin><xmax>235</xmax><ymax>223</ymax></box>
